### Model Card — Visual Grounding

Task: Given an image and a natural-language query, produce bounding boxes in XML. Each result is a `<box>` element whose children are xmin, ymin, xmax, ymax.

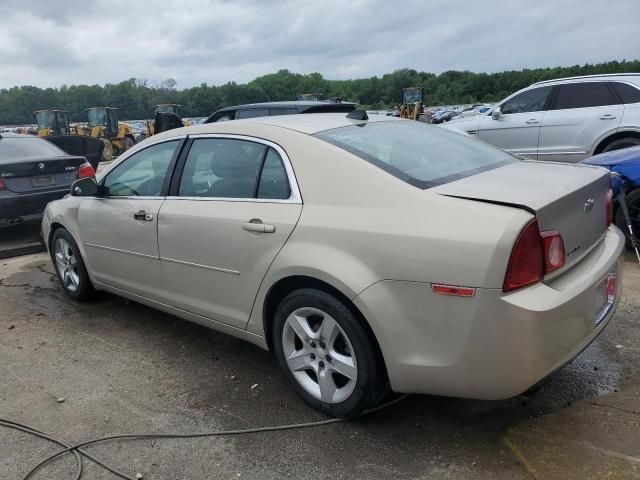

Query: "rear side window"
<box><xmin>612</xmin><ymin>82</ymin><xmax>640</xmax><ymax>104</ymax></box>
<box><xmin>314</xmin><ymin>121</ymin><xmax>514</xmax><ymax>189</ymax></box>
<box><xmin>551</xmin><ymin>82</ymin><xmax>619</xmax><ymax>109</ymax></box>
<box><xmin>236</xmin><ymin>109</ymin><xmax>270</xmax><ymax>119</ymax></box>
<box><xmin>258</xmin><ymin>148</ymin><xmax>290</xmax><ymax>199</ymax></box>
<box><xmin>269</xmin><ymin>108</ymin><xmax>299</xmax><ymax>116</ymax></box>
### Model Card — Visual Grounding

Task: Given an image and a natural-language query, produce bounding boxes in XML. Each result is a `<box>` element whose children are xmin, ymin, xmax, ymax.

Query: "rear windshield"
<box><xmin>314</xmin><ymin>121</ymin><xmax>514</xmax><ymax>189</ymax></box>
<box><xmin>0</xmin><ymin>136</ymin><xmax>65</xmax><ymax>159</ymax></box>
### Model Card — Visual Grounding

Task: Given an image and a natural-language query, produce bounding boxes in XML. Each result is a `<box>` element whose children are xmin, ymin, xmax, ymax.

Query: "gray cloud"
<box><xmin>0</xmin><ymin>0</ymin><xmax>638</xmax><ymax>89</ymax></box>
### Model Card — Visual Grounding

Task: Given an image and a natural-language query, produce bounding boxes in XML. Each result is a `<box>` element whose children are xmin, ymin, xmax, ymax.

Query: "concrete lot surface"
<box><xmin>0</xmin><ymin>252</ymin><xmax>639</xmax><ymax>479</ymax></box>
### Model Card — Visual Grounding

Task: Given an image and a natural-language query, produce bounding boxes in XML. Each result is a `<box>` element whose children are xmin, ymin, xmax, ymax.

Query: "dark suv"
<box><xmin>204</xmin><ymin>101</ymin><xmax>356</xmax><ymax>123</ymax></box>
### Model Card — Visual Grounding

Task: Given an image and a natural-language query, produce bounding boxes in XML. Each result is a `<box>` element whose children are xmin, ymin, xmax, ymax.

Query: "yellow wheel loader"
<box><xmin>34</xmin><ymin>110</ymin><xmax>71</xmax><ymax>137</ymax></box>
<box><xmin>398</xmin><ymin>87</ymin><xmax>430</xmax><ymax>122</ymax></box>
<box><xmin>81</xmin><ymin>107</ymin><xmax>136</xmax><ymax>161</ymax></box>
<box><xmin>145</xmin><ymin>104</ymin><xmax>190</xmax><ymax>138</ymax></box>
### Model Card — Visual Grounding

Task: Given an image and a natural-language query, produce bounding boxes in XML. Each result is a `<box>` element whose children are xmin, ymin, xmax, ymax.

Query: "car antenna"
<box><xmin>346</xmin><ymin>110</ymin><xmax>368</xmax><ymax>121</ymax></box>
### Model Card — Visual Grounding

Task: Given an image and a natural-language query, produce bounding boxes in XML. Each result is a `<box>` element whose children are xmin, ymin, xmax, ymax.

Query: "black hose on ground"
<box><xmin>0</xmin><ymin>394</ymin><xmax>409</xmax><ymax>480</ymax></box>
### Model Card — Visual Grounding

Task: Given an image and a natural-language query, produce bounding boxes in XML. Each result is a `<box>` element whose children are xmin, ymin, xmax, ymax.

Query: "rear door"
<box><xmin>77</xmin><ymin>139</ymin><xmax>182</xmax><ymax>297</ymax></box>
<box><xmin>478</xmin><ymin>85</ymin><xmax>553</xmax><ymax>158</ymax></box>
<box><xmin>538</xmin><ymin>81</ymin><xmax>623</xmax><ymax>162</ymax></box>
<box><xmin>157</xmin><ymin>135</ymin><xmax>302</xmax><ymax>329</ymax></box>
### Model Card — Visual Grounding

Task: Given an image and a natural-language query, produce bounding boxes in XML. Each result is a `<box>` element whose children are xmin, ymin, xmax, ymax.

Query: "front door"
<box><xmin>478</xmin><ymin>85</ymin><xmax>553</xmax><ymax>158</ymax></box>
<box><xmin>77</xmin><ymin>139</ymin><xmax>181</xmax><ymax>298</ymax></box>
<box><xmin>157</xmin><ymin>136</ymin><xmax>302</xmax><ymax>329</ymax></box>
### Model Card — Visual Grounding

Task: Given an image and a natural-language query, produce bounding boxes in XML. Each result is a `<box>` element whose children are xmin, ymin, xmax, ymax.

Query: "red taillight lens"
<box><xmin>503</xmin><ymin>220</ymin><xmax>543</xmax><ymax>292</ymax></box>
<box><xmin>605</xmin><ymin>187</ymin><xmax>613</xmax><ymax>227</ymax></box>
<box><xmin>0</xmin><ymin>178</ymin><xmax>5</xmax><ymax>190</ymax></box>
<box><xmin>541</xmin><ymin>230</ymin><xmax>565</xmax><ymax>274</ymax></box>
<box><xmin>77</xmin><ymin>162</ymin><xmax>95</xmax><ymax>179</ymax></box>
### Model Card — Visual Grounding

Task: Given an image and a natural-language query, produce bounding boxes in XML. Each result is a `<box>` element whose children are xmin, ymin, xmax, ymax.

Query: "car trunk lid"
<box><xmin>432</xmin><ymin>160</ymin><xmax>610</xmax><ymax>272</ymax></box>
<box><xmin>0</xmin><ymin>155</ymin><xmax>86</xmax><ymax>193</ymax></box>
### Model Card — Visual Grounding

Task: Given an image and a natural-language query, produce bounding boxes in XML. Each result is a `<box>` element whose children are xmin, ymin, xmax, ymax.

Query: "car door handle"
<box><xmin>600</xmin><ymin>114</ymin><xmax>617</xmax><ymax>120</ymax></box>
<box><xmin>133</xmin><ymin>210</ymin><xmax>154</xmax><ymax>222</ymax></box>
<box><xmin>242</xmin><ymin>221</ymin><xmax>275</xmax><ymax>233</ymax></box>
<box><xmin>525</xmin><ymin>119</ymin><xmax>540</xmax><ymax>124</ymax></box>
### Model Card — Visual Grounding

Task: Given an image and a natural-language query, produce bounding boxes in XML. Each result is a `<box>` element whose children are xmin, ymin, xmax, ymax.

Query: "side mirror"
<box><xmin>491</xmin><ymin>107</ymin><xmax>502</xmax><ymax>120</ymax></box>
<box><xmin>70</xmin><ymin>177</ymin><xmax>99</xmax><ymax>197</ymax></box>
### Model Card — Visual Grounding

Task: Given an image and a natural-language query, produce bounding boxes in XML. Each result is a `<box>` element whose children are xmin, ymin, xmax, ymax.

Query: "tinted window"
<box><xmin>269</xmin><ymin>108</ymin><xmax>299</xmax><ymax>116</ymax></box>
<box><xmin>103</xmin><ymin>140</ymin><xmax>178</xmax><ymax>196</ymax></box>
<box><xmin>178</xmin><ymin>138</ymin><xmax>266</xmax><ymax>198</ymax></box>
<box><xmin>314</xmin><ymin>121</ymin><xmax>514</xmax><ymax>189</ymax></box>
<box><xmin>236</xmin><ymin>109</ymin><xmax>270</xmax><ymax>119</ymax></box>
<box><xmin>0</xmin><ymin>136</ymin><xmax>66</xmax><ymax>158</ymax></box>
<box><xmin>612</xmin><ymin>82</ymin><xmax>640</xmax><ymax>104</ymax></box>
<box><xmin>501</xmin><ymin>86</ymin><xmax>552</xmax><ymax>114</ymax></box>
<box><xmin>258</xmin><ymin>148</ymin><xmax>290</xmax><ymax>199</ymax></box>
<box><xmin>552</xmin><ymin>82</ymin><xmax>619</xmax><ymax>109</ymax></box>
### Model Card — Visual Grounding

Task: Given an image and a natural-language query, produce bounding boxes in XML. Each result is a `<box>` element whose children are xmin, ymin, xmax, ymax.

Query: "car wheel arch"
<box><xmin>261</xmin><ymin>274</ymin><xmax>387</xmax><ymax>372</ymax></box>
<box><xmin>594</xmin><ymin>130</ymin><xmax>640</xmax><ymax>155</ymax></box>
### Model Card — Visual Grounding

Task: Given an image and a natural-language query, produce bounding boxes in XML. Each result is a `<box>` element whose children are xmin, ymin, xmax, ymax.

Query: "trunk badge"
<box><xmin>584</xmin><ymin>198</ymin><xmax>595</xmax><ymax>213</ymax></box>
<box><xmin>37</xmin><ymin>162</ymin><xmax>45</xmax><ymax>170</ymax></box>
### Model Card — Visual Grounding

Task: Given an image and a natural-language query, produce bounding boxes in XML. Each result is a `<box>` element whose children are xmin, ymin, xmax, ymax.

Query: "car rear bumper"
<box><xmin>0</xmin><ymin>189</ymin><xmax>69</xmax><ymax>228</ymax></box>
<box><xmin>353</xmin><ymin>226</ymin><xmax>625</xmax><ymax>400</ymax></box>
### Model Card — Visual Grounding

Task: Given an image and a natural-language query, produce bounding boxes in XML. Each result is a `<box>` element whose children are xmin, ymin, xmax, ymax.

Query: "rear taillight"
<box><xmin>541</xmin><ymin>230</ymin><xmax>565</xmax><ymax>274</ymax></box>
<box><xmin>504</xmin><ymin>220</ymin><xmax>566</xmax><ymax>292</ymax></box>
<box><xmin>605</xmin><ymin>187</ymin><xmax>613</xmax><ymax>227</ymax></box>
<box><xmin>76</xmin><ymin>162</ymin><xmax>95</xmax><ymax>179</ymax></box>
<box><xmin>0</xmin><ymin>178</ymin><xmax>5</xmax><ymax>190</ymax></box>
<box><xmin>503</xmin><ymin>220</ymin><xmax>543</xmax><ymax>292</ymax></box>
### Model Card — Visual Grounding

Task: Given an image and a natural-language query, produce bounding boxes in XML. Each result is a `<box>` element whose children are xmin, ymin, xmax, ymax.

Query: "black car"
<box><xmin>0</xmin><ymin>133</ymin><xmax>94</xmax><ymax>229</ymax></box>
<box><xmin>204</xmin><ymin>101</ymin><xmax>357</xmax><ymax>123</ymax></box>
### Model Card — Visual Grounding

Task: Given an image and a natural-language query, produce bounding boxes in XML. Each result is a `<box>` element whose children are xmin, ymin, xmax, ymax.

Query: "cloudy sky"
<box><xmin>0</xmin><ymin>0</ymin><xmax>638</xmax><ymax>89</ymax></box>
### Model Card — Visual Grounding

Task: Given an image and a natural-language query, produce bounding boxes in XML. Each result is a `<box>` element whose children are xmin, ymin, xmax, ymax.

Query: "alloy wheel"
<box><xmin>54</xmin><ymin>238</ymin><xmax>80</xmax><ymax>293</ymax></box>
<box><xmin>281</xmin><ymin>307</ymin><xmax>358</xmax><ymax>403</ymax></box>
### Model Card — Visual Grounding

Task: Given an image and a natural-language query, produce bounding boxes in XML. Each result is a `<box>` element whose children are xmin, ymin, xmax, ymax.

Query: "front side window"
<box><xmin>314</xmin><ymin>121</ymin><xmax>514</xmax><ymax>189</ymax></box>
<box><xmin>178</xmin><ymin>139</ymin><xmax>292</xmax><ymax>200</ymax></box>
<box><xmin>501</xmin><ymin>86</ymin><xmax>552</xmax><ymax>114</ymax></box>
<box><xmin>103</xmin><ymin>140</ymin><xmax>178</xmax><ymax>196</ymax></box>
<box><xmin>551</xmin><ymin>82</ymin><xmax>619</xmax><ymax>109</ymax></box>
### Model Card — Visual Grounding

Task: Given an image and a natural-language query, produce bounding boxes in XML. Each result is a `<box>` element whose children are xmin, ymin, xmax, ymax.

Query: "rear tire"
<box><xmin>272</xmin><ymin>288</ymin><xmax>388</xmax><ymax>417</ymax></box>
<box><xmin>615</xmin><ymin>188</ymin><xmax>640</xmax><ymax>249</ymax></box>
<box><xmin>603</xmin><ymin>137</ymin><xmax>640</xmax><ymax>153</ymax></box>
<box><xmin>123</xmin><ymin>136</ymin><xmax>135</xmax><ymax>152</ymax></box>
<box><xmin>51</xmin><ymin>229</ymin><xmax>95</xmax><ymax>301</ymax></box>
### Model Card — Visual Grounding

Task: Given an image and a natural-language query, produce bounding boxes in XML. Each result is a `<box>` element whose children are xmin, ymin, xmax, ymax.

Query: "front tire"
<box><xmin>51</xmin><ymin>229</ymin><xmax>95</xmax><ymax>301</ymax></box>
<box><xmin>273</xmin><ymin>288</ymin><xmax>387</xmax><ymax>417</ymax></box>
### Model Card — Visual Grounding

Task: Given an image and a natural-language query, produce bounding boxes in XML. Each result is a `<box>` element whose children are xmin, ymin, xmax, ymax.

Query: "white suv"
<box><xmin>440</xmin><ymin>74</ymin><xmax>640</xmax><ymax>162</ymax></box>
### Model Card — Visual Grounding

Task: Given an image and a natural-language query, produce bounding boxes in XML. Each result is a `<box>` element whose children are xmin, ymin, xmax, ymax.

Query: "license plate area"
<box><xmin>31</xmin><ymin>175</ymin><xmax>55</xmax><ymax>187</ymax></box>
<box><xmin>594</xmin><ymin>265</ymin><xmax>618</xmax><ymax>326</ymax></box>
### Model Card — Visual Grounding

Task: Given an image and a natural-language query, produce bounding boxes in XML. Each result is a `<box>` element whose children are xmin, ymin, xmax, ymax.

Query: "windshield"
<box><xmin>35</xmin><ymin>111</ymin><xmax>54</xmax><ymax>129</ymax></box>
<box><xmin>0</xmin><ymin>136</ymin><xmax>66</xmax><ymax>159</ymax></box>
<box><xmin>314</xmin><ymin>121</ymin><xmax>515</xmax><ymax>189</ymax></box>
<box><xmin>403</xmin><ymin>89</ymin><xmax>423</xmax><ymax>104</ymax></box>
<box><xmin>155</xmin><ymin>104</ymin><xmax>179</xmax><ymax>115</ymax></box>
<box><xmin>87</xmin><ymin>109</ymin><xmax>107</xmax><ymax>127</ymax></box>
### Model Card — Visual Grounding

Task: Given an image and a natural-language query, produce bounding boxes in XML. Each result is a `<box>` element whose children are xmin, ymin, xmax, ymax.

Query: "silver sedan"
<box><xmin>42</xmin><ymin>112</ymin><xmax>624</xmax><ymax>417</ymax></box>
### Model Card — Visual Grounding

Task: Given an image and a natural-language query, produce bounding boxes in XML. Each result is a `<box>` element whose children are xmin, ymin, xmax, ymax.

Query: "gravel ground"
<box><xmin>0</xmin><ymin>251</ymin><xmax>638</xmax><ymax>480</ymax></box>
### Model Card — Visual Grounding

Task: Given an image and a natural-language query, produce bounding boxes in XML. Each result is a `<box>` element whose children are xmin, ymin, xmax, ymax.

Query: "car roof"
<box><xmin>156</xmin><ymin>112</ymin><xmax>399</xmax><ymax>138</ymax></box>
<box><xmin>0</xmin><ymin>132</ymin><xmax>35</xmax><ymax>139</ymax></box>
<box><xmin>531</xmin><ymin>73</ymin><xmax>640</xmax><ymax>87</ymax></box>
<box><xmin>204</xmin><ymin>101</ymin><xmax>357</xmax><ymax>123</ymax></box>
